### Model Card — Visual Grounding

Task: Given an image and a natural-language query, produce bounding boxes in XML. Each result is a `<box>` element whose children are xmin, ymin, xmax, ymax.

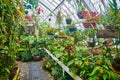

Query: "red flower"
<box><xmin>81</xmin><ymin>11</ymin><xmax>100</xmax><ymax>28</ymax></box>
<box><xmin>37</xmin><ymin>7</ymin><xmax>44</xmax><ymax>14</ymax></box>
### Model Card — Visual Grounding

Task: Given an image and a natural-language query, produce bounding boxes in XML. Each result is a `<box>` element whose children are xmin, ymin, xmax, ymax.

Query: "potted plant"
<box><xmin>32</xmin><ymin>40</ymin><xmax>42</xmax><ymax>61</ymax></box>
<box><xmin>21</xmin><ymin>51</ymin><xmax>32</xmax><ymax>62</ymax></box>
<box><xmin>46</xmin><ymin>27</ymin><xmax>57</xmax><ymax>35</ymax></box>
<box><xmin>75</xmin><ymin>0</ymin><xmax>85</xmax><ymax>19</ymax></box>
<box><xmin>0</xmin><ymin>0</ymin><xmax>24</xmax><ymax>79</ymax></box>
<box><xmin>100</xmin><ymin>0</ymin><xmax>120</xmax><ymax>72</ymax></box>
<box><xmin>82</xmin><ymin>11</ymin><xmax>100</xmax><ymax>28</ymax></box>
<box><xmin>69</xmin><ymin>22</ymin><xmax>77</xmax><ymax>32</ymax></box>
<box><xmin>85</xmin><ymin>27</ymin><xmax>97</xmax><ymax>48</ymax></box>
<box><xmin>66</xmin><ymin>16</ymin><xmax>72</xmax><ymax>25</ymax></box>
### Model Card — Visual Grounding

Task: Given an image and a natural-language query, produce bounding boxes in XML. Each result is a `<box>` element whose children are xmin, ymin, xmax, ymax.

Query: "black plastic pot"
<box><xmin>47</xmin><ymin>32</ymin><xmax>54</xmax><ymax>35</ymax></box>
<box><xmin>87</xmin><ymin>41</ymin><xmax>96</xmax><ymax>47</ymax></box>
<box><xmin>69</xmin><ymin>28</ymin><xmax>77</xmax><ymax>32</ymax></box>
<box><xmin>66</xmin><ymin>19</ymin><xmax>72</xmax><ymax>25</ymax></box>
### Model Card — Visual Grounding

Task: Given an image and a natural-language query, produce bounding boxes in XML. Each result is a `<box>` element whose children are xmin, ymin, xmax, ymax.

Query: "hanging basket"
<box><xmin>47</xmin><ymin>32</ymin><xmax>54</xmax><ymax>35</ymax></box>
<box><xmin>66</xmin><ymin>19</ymin><xmax>72</xmax><ymax>25</ymax></box>
<box><xmin>97</xmin><ymin>28</ymin><xmax>117</xmax><ymax>38</ymax></box>
<box><xmin>77</xmin><ymin>12</ymin><xmax>84</xmax><ymax>19</ymax></box>
<box><xmin>69</xmin><ymin>28</ymin><xmax>77</xmax><ymax>32</ymax></box>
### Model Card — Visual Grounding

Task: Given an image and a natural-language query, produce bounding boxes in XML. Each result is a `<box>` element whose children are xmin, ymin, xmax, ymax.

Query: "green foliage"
<box><xmin>29</xmin><ymin>0</ymin><xmax>38</xmax><ymax>9</ymax></box>
<box><xmin>0</xmin><ymin>0</ymin><xmax>24</xmax><ymax>79</ymax></box>
<box><xmin>101</xmin><ymin>0</ymin><xmax>120</xmax><ymax>29</ymax></box>
<box><xmin>75</xmin><ymin>0</ymin><xmax>85</xmax><ymax>12</ymax></box>
<box><xmin>70</xmin><ymin>22</ymin><xmax>76</xmax><ymax>28</ymax></box>
<box><xmin>46</xmin><ymin>27</ymin><xmax>57</xmax><ymax>35</ymax></box>
<box><xmin>21</xmin><ymin>51</ymin><xmax>32</xmax><ymax>61</ymax></box>
<box><xmin>21</xmin><ymin>35</ymin><xmax>35</xmax><ymax>44</ymax></box>
<box><xmin>42</xmin><ymin>56</ymin><xmax>73</xmax><ymax>80</ymax></box>
<box><xmin>84</xmin><ymin>27</ymin><xmax>97</xmax><ymax>37</ymax></box>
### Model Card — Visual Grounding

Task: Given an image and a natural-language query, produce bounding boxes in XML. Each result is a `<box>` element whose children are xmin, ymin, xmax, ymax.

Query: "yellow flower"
<box><xmin>97</xmin><ymin>60</ymin><xmax>102</xmax><ymax>65</ymax></box>
<box><xmin>84</xmin><ymin>60</ymin><xmax>89</xmax><ymax>66</ymax></box>
<box><xmin>99</xmin><ymin>68</ymin><xmax>104</xmax><ymax>74</ymax></box>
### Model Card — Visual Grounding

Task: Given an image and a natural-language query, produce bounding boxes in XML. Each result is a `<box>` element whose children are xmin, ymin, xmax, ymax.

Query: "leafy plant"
<box><xmin>101</xmin><ymin>0</ymin><xmax>120</xmax><ymax>29</ymax></box>
<box><xmin>67</xmin><ymin>47</ymin><xmax>119</xmax><ymax>80</ymax></box>
<box><xmin>75</xmin><ymin>0</ymin><xmax>85</xmax><ymax>13</ymax></box>
<box><xmin>70</xmin><ymin>22</ymin><xmax>76</xmax><ymax>28</ymax></box>
<box><xmin>21</xmin><ymin>51</ymin><xmax>32</xmax><ymax>61</ymax></box>
<box><xmin>0</xmin><ymin>0</ymin><xmax>24</xmax><ymax>79</ymax></box>
<box><xmin>46</xmin><ymin>27</ymin><xmax>57</xmax><ymax>35</ymax></box>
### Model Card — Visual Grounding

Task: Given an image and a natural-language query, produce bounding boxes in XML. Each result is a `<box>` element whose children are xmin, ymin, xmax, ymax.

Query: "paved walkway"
<box><xmin>18</xmin><ymin>62</ymin><xmax>53</xmax><ymax>80</ymax></box>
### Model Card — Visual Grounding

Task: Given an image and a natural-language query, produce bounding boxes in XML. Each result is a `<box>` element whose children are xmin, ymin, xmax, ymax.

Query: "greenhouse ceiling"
<box><xmin>21</xmin><ymin>0</ymin><xmax>120</xmax><ymax>28</ymax></box>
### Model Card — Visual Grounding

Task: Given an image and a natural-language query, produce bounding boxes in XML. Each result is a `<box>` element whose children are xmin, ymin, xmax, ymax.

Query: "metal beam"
<box><xmin>39</xmin><ymin>0</ymin><xmax>65</xmax><ymax>22</ymax></box>
<box><xmin>38</xmin><ymin>0</ymin><xmax>57</xmax><ymax>22</ymax></box>
<box><xmin>81</xmin><ymin>0</ymin><xmax>97</xmax><ymax>12</ymax></box>
<box><xmin>53</xmin><ymin>0</ymin><xmax>65</xmax><ymax>11</ymax></box>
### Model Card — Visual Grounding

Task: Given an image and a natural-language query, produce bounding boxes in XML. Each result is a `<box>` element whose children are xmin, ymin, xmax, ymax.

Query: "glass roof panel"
<box><xmin>21</xmin><ymin>0</ymin><xmax>120</xmax><ymax>29</ymax></box>
<box><xmin>38</xmin><ymin>0</ymin><xmax>109</xmax><ymax>28</ymax></box>
<box><xmin>38</xmin><ymin>0</ymin><xmax>82</xmax><ymax>28</ymax></box>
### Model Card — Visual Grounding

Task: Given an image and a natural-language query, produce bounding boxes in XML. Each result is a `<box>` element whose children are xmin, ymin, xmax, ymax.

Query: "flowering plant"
<box><xmin>24</xmin><ymin>6</ymin><xmax>43</xmax><ymax>23</ymax></box>
<box><xmin>82</xmin><ymin>11</ymin><xmax>101</xmax><ymax>23</ymax></box>
<box><xmin>81</xmin><ymin>11</ymin><xmax>101</xmax><ymax>28</ymax></box>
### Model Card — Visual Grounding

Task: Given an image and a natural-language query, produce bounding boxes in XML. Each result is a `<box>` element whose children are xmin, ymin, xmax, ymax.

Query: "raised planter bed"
<box><xmin>44</xmin><ymin>48</ymin><xmax>82</xmax><ymax>80</ymax></box>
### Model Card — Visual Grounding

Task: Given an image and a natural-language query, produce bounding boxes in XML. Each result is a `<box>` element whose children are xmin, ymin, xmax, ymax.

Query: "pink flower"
<box><xmin>24</xmin><ymin>15</ymin><xmax>34</xmax><ymax>22</ymax></box>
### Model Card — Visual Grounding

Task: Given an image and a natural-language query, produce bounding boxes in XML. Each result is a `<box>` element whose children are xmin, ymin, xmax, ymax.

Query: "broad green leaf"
<box><xmin>102</xmin><ymin>65</ymin><xmax>109</xmax><ymax>69</ymax></box>
<box><xmin>5</xmin><ymin>68</ymin><xmax>10</xmax><ymax>74</ymax></box>
<box><xmin>80</xmin><ymin>70</ymin><xmax>85</xmax><ymax>77</ymax></box>
<box><xmin>90</xmin><ymin>66</ymin><xmax>101</xmax><ymax>76</ymax></box>
<box><xmin>70</xmin><ymin>66</ymin><xmax>79</xmax><ymax>74</ymax></box>
<box><xmin>103</xmin><ymin>73</ymin><xmax>107</xmax><ymax>80</ymax></box>
<box><xmin>110</xmin><ymin>71</ymin><xmax>119</xmax><ymax>80</ymax></box>
<box><xmin>88</xmin><ymin>76</ymin><xmax>97</xmax><ymax>80</ymax></box>
<box><xmin>67</xmin><ymin>60</ymin><xmax>74</xmax><ymax>66</ymax></box>
<box><xmin>54</xmin><ymin>52</ymin><xmax>63</xmax><ymax>58</ymax></box>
